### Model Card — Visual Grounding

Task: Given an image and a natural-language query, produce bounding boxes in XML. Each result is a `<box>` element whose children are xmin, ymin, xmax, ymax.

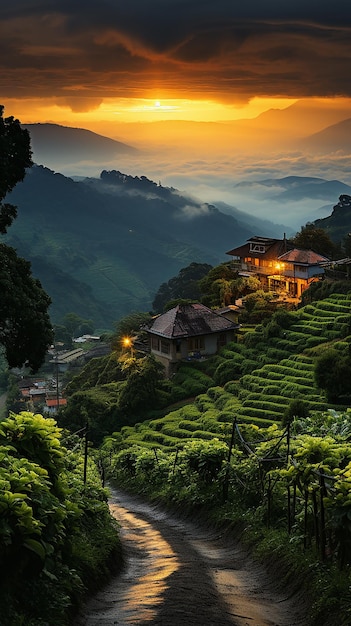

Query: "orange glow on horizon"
<box><xmin>3</xmin><ymin>95</ymin><xmax>351</xmax><ymax>155</ymax></box>
<box><xmin>2</xmin><ymin>95</ymin><xmax>301</xmax><ymax>131</ymax></box>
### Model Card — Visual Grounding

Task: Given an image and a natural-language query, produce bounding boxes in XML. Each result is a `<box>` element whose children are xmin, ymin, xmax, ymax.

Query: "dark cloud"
<box><xmin>1</xmin><ymin>1</ymin><xmax>351</xmax><ymax>102</ymax></box>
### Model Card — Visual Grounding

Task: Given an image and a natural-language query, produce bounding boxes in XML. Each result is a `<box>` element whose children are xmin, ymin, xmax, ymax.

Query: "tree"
<box><xmin>0</xmin><ymin>244</ymin><xmax>53</xmax><ymax>371</ymax></box>
<box><xmin>0</xmin><ymin>106</ymin><xmax>53</xmax><ymax>371</ymax></box>
<box><xmin>114</xmin><ymin>311</ymin><xmax>152</xmax><ymax>340</ymax></box>
<box><xmin>0</xmin><ymin>106</ymin><xmax>32</xmax><ymax>233</ymax></box>
<box><xmin>198</xmin><ymin>263</ymin><xmax>237</xmax><ymax>307</ymax></box>
<box><xmin>314</xmin><ymin>348</ymin><xmax>351</xmax><ymax>402</ymax></box>
<box><xmin>282</xmin><ymin>399</ymin><xmax>309</xmax><ymax>427</ymax></box>
<box><xmin>61</xmin><ymin>312</ymin><xmax>94</xmax><ymax>338</ymax></box>
<box><xmin>290</xmin><ymin>224</ymin><xmax>336</xmax><ymax>258</ymax></box>
<box><xmin>118</xmin><ymin>354</ymin><xmax>164</xmax><ymax>415</ymax></box>
<box><xmin>152</xmin><ymin>262</ymin><xmax>212</xmax><ymax>312</ymax></box>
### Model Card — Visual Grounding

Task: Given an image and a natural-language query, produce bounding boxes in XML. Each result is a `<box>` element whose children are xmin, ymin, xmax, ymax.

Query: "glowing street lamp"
<box><xmin>122</xmin><ymin>336</ymin><xmax>134</xmax><ymax>355</ymax></box>
<box><xmin>275</xmin><ymin>262</ymin><xmax>284</xmax><ymax>290</ymax></box>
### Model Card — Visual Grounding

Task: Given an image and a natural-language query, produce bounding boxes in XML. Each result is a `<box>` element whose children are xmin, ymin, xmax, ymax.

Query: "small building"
<box><xmin>49</xmin><ymin>348</ymin><xmax>85</xmax><ymax>372</ymax></box>
<box><xmin>215</xmin><ymin>304</ymin><xmax>241</xmax><ymax>324</ymax></box>
<box><xmin>45</xmin><ymin>398</ymin><xmax>67</xmax><ymax>414</ymax></box>
<box><xmin>146</xmin><ymin>302</ymin><xmax>239</xmax><ymax>377</ymax></box>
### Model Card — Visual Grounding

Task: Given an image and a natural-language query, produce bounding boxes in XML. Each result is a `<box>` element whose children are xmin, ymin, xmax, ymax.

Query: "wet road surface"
<box><xmin>76</xmin><ymin>488</ymin><xmax>307</xmax><ymax>626</ymax></box>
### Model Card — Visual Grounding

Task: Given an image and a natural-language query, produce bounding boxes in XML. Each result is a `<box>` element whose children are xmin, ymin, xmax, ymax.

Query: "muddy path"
<box><xmin>76</xmin><ymin>488</ymin><xmax>308</xmax><ymax>626</ymax></box>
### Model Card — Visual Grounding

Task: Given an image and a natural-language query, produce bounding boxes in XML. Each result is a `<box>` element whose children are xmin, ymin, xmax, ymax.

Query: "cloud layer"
<box><xmin>2</xmin><ymin>1</ymin><xmax>351</xmax><ymax>107</ymax></box>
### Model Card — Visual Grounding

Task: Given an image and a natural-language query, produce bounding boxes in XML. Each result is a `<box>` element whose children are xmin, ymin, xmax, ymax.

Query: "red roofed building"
<box><xmin>226</xmin><ymin>235</ymin><xmax>329</xmax><ymax>298</ymax></box>
<box><xmin>45</xmin><ymin>398</ymin><xmax>67</xmax><ymax>414</ymax></box>
<box><xmin>276</xmin><ymin>248</ymin><xmax>329</xmax><ymax>296</ymax></box>
<box><xmin>146</xmin><ymin>302</ymin><xmax>239</xmax><ymax>376</ymax></box>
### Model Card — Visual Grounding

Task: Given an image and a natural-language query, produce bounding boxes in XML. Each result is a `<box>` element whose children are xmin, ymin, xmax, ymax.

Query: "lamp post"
<box><xmin>55</xmin><ymin>353</ymin><xmax>59</xmax><ymax>410</ymax></box>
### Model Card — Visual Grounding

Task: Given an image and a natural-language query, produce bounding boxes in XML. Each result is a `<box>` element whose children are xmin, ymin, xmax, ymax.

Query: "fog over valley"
<box><xmin>26</xmin><ymin>103</ymin><xmax>351</xmax><ymax>233</ymax></box>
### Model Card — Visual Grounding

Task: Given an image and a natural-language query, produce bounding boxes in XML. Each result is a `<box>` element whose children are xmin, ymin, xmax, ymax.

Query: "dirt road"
<box><xmin>76</xmin><ymin>488</ymin><xmax>308</xmax><ymax>626</ymax></box>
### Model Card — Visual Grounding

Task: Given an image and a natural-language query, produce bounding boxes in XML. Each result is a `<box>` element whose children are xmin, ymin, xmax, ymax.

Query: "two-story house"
<box><xmin>226</xmin><ymin>235</ymin><xmax>329</xmax><ymax>298</ymax></box>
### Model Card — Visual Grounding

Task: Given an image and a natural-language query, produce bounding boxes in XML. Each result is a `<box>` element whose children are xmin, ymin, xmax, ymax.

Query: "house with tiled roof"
<box><xmin>146</xmin><ymin>303</ymin><xmax>239</xmax><ymax>376</ymax></box>
<box><xmin>45</xmin><ymin>398</ymin><xmax>67</xmax><ymax>414</ymax></box>
<box><xmin>226</xmin><ymin>235</ymin><xmax>329</xmax><ymax>298</ymax></box>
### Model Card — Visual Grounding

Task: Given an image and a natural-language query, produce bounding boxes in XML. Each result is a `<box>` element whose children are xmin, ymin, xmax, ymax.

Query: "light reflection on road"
<box><xmin>78</xmin><ymin>490</ymin><xmax>307</xmax><ymax>626</ymax></box>
<box><xmin>79</xmin><ymin>500</ymin><xmax>179</xmax><ymax>625</ymax></box>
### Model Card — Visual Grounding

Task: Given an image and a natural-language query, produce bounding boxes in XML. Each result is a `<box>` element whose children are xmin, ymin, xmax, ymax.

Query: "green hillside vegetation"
<box><xmin>5</xmin><ymin>165</ymin><xmax>284</xmax><ymax>327</ymax></box>
<box><xmin>65</xmin><ymin>293</ymin><xmax>349</xmax><ymax>452</ymax></box>
<box><xmin>6</xmin><ymin>109</ymin><xmax>351</xmax><ymax>624</ymax></box>
<box><xmin>89</xmin><ymin>291</ymin><xmax>351</xmax><ymax>625</ymax></box>
<box><xmin>0</xmin><ymin>411</ymin><xmax>121</xmax><ymax>626</ymax></box>
<box><xmin>59</xmin><ymin>292</ymin><xmax>351</xmax><ymax>450</ymax></box>
<box><xmin>314</xmin><ymin>194</ymin><xmax>351</xmax><ymax>247</ymax></box>
<box><xmin>4</xmin><ymin>289</ymin><xmax>350</xmax><ymax>625</ymax></box>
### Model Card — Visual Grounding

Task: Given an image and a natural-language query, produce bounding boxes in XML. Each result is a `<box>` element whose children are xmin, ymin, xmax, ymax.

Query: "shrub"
<box><xmin>207</xmin><ymin>386</ymin><xmax>226</xmax><ymax>400</ymax></box>
<box><xmin>195</xmin><ymin>394</ymin><xmax>215</xmax><ymax>412</ymax></box>
<box><xmin>223</xmin><ymin>381</ymin><xmax>241</xmax><ymax>395</ymax></box>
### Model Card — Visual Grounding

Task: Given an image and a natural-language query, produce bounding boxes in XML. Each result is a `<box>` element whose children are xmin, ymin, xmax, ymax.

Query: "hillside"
<box><xmin>105</xmin><ymin>292</ymin><xmax>351</xmax><ymax>451</ymax></box>
<box><xmin>313</xmin><ymin>194</ymin><xmax>351</xmax><ymax>243</ymax></box>
<box><xmin>22</xmin><ymin>123</ymin><xmax>138</xmax><ymax>172</ymax></box>
<box><xmin>300</xmin><ymin>118</ymin><xmax>351</xmax><ymax>153</ymax></box>
<box><xmin>93</xmin><ymin>291</ymin><xmax>351</xmax><ymax>626</ymax></box>
<box><xmin>234</xmin><ymin>176</ymin><xmax>351</xmax><ymax>204</ymax></box>
<box><xmin>5</xmin><ymin>165</ymin><xmax>284</xmax><ymax>328</ymax></box>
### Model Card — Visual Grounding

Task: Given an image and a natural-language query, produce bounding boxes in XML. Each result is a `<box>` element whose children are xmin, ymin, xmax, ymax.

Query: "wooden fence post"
<box><xmin>267</xmin><ymin>474</ymin><xmax>272</xmax><ymax>527</ymax></box>
<box><xmin>312</xmin><ymin>489</ymin><xmax>320</xmax><ymax>551</ymax></box>
<box><xmin>304</xmin><ymin>489</ymin><xmax>309</xmax><ymax>551</ymax></box>
<box><xmin>319</xmin><ymin>472</ymin><xmax>327</xmax><ymax>561</ymax></box>
<box><xmin>83</xmin><ymin>422</ymin><xmax>88</xmax><ymax>484</ymax></box>
<box><xmin>223</xmin><ymin>417</ymin><xmax>236</xmax><ymax>502</ymax></box>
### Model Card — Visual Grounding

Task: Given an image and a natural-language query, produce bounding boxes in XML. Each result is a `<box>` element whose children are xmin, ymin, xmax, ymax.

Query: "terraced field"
<box><xmin>113</xmin><ymin>293</ymin><xmax>351</xmax><ymax>451</ymax></box>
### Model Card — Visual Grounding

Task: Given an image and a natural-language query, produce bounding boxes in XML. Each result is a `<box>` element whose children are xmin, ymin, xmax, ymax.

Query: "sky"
<box><xmin>1</xmin><ymin>0</ymin><xmax>351</xmax><ymax>132</ymax></box>
<box><xmin>2</xmin><ymin>1</ymin><xmax>351</xmax><ymax>232</ymax></box>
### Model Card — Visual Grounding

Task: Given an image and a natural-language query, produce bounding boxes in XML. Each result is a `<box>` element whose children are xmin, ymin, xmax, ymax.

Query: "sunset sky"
<box><xmin>1</xmin><ymin>1</ymin><xmax>351</xmax><ymax>136</ymax></box>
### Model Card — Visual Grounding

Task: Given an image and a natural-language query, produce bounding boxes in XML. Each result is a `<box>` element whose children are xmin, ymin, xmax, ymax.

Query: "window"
<box><xmin>249</xmin><ymin>243</ymin><xmax>266</xmax><ymax>253</ymax></box>
<box><xmin>218</xmin><ymin>333</ymin><xmax>227</xmax><ymax>347</ymax></box>
<box><xmin>151</xmin><ymin>337</ymin><xmax>160</xmax><ymax>351</ymax></box>
<box><xmin>161</xmin><ymin>340</ymin><xmax>170</xmax><ymax>354</ymax></box>
<box><xmin>188</xmin><ymin>336</ymin><xmax>205</xmax><ymax>351</ymax></box>
<box><xmin>151</xmin><ymin>336</ymin><xmax>170</xmax><ymax>355</ymax></box>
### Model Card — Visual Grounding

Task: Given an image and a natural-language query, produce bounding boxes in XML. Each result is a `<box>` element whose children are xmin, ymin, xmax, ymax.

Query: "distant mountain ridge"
<box><xmin>235</xmin><ymin>176</ymin><xmax>351</xmax><ymax>203</ymax></box>
<box><xmin>314</xmin><ymin>194</ymin><xmax>351</xmax><ymax>243</ymax></box>
<box><xmin>22</xmin><ymin>123</ymin><xmax>138</xmax><ymax>172</ymax></box>
<box><xmin>7</xmin><ymin>116</ymin><xmax>351</xmax><ymax>330</ymax></box>
<box><xmin>6</xmin><ymin>165</ymin><xmax>284</xmax><ymax>328</ymax></box>
<box><xmin>299</xmin><ymin>118</ymin><xmax>351</xmax><ymax>153</ymax></box>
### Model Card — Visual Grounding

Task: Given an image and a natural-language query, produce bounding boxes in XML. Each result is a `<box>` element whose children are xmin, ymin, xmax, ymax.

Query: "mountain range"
<box><xmin>22</xmin><ymin>99</ymin><xmax>351</xmax><ymax>176</ymax></box>
<box><xmin>6</xmin><ymin>111</ymin><xmax>351</xmax><ymax>331</ymax></box>
<box><xmin>6</xmin><ymin>165</ymin><xmax>285</xmax><ymax>329</ymax></box>
<box><xmin>22</xmin><ymin>123</ymin><xmax>138</xmax><ymax>173</ymax></box>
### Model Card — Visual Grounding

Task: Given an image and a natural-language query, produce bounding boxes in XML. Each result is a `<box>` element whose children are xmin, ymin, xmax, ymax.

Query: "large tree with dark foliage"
<box><xmin>289</xmin><ymin>223</ymin><xmax>336</xmax><ymax>258</ymax></box>
<box><xmin>0</xmin><ymin>106</ymin><xmax>53</xmax><ymax>371</ymax></box>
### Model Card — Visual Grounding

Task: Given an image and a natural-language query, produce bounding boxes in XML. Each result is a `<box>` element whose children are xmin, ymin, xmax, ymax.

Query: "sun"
<box><xmin>155</xmin><ymin>100</ymin><xmax>161</xmax><ymax>108</ymax></box>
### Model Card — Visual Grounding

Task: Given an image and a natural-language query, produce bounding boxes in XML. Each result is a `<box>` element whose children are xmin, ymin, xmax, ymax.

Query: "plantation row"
<box><xmin>105</xmin><ymin>408</ymin><xmax>351</xmax><ymax>592</ymax></box>
<box><xmin>106</xmin><ymin>293</ymin><xmax>351</xmax><ymax>453</ymax></box>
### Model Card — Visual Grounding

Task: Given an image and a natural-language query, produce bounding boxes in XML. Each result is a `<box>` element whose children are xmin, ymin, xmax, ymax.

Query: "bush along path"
<box><xmin>76</xmin><ymin>486</ymin><xmax>308</xmax><ymax>626</ymax></box>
